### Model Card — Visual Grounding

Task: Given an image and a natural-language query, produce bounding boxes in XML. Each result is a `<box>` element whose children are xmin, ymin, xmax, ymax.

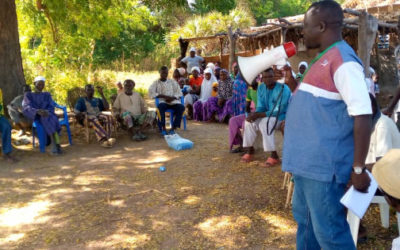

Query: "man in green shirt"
<box><xmin>0</xmin><ymin>104</ymin><xmax>17</xmax><ymax>162</ymax></box>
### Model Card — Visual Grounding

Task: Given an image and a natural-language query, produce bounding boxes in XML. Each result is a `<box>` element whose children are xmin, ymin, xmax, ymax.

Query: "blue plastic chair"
<box><xmin>155</xmin><ymin>96</ymin><xmax>186</xmax><ymax>131</ymax></box>
<box><xmin>32</xmin><ymin>102</ymin><xmax>72</xmax><ymax>153</ymax></box>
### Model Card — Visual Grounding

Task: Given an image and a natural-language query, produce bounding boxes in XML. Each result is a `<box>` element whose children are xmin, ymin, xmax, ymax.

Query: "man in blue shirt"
<box><xmin>282</xmin><ymin>1</ymin><xmax>372</xmax><ymax>249</ymax></box>
<box><xmin>241</xmin><ymin>68</ymin><xmax>291</xmax><ymax>167</ymax></box>
<box><xmin>75</xmin><ymin>84</ymin><xmax>116</xmax><ymax>148</ymax></box>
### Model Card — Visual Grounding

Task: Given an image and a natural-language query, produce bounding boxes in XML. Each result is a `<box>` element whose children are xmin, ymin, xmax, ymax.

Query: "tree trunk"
<box><xmin>357</xmin><ymin>11</ymin><xmax>378</xmax><ymax>77</ymax></box>
<box><xmin>0</xmin><ymin>0</ymin><xmax>26</xmax><ymax>115</ymax></box>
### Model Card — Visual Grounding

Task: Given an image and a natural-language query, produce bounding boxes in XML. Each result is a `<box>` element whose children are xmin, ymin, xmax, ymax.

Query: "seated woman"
<box><xmin>229</xmin><ymin>79</ymin><xmax>258</xmax><ymax>153</ymax></box>
<box><xmin>23</xmin><ymin>76</ymin><xmax>62</xmax><ymax>155</ymax></box>
<box><xmin>203</xmin><ymin>69</ymin><xmax>233</xmax><ymax>123</ymax></box>
<box><xmin>173</xmin><ymin>68</ymin><xmax>186</xmax><ymax>86</ymax></box>
<box><xmin>75</xmin><ymin>84</ymin><xmax>116</xmax><ymax>148</ymax></box>
<box><xmin>193</xmin><ymin>68</ymin><xmax>218</xmax><ymax>121</ymax></box>
<box><xmin>184</xmin><ymin>67</ymin><xmax>203</xmax><ymax>119</ymax></box>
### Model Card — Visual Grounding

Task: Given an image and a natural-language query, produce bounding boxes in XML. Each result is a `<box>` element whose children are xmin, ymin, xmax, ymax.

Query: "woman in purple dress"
<box><xmin>203</xmin><ymin>69</ymin><xmax>233</xmax><ymax>122</ymax></box>
<box><xmin>23</xmin><ymin>76</ymin><xmax>62</xmax><ymax>155</ymax></box>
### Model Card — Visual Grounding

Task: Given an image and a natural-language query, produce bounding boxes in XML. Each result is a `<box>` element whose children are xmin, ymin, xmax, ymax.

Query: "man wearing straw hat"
<box><xmin>371</xmin><ymin>149</ymin><xmax>400</xmax><ymax>248</ymax></box>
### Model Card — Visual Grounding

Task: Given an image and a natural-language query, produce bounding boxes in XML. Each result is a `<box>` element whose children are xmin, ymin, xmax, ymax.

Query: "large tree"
<box><xmin>0</xmin><ymin>0</ymin><xmax>25</xmax><ymax>112</ymax></box>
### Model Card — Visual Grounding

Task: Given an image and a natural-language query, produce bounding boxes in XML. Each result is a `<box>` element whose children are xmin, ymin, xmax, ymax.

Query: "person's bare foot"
<box><xmin>3</xmin><ymin>154</ymin><xmax>18</xmax><ymax>163</ymax></box>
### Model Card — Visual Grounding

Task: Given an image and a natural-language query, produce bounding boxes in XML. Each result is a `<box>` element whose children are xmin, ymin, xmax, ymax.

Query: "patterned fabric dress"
<box><xmin>231</xmin><ymin>73</ymin><xmax>248</xmax><ymax>116</ymax></box>
<box><xmin>203</xmin><ymin>77</ymin><xmax>233</xmax><ymax>122</ymax></box>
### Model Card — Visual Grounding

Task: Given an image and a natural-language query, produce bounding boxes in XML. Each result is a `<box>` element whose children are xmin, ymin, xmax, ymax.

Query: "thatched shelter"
<box><xmin>175</xmin><ymin>1</ymin><xmax>400</xmax><ymax>90</ymax></box>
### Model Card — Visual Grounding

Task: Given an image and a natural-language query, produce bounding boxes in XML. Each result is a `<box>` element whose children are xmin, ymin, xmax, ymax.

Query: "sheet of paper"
<box><xmin>340</xmin><ymin>170</ymin><xmax>378</xmax><ymax>219</ymax></box>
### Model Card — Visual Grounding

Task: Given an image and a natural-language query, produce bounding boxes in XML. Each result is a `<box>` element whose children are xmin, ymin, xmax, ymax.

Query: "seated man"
<box><xmin>75</xmin><ymin>84</ymin><xmax>116</xmax><ymax>148</ymax></box>
<box><xmin>241</xmin><ymin>68</ymin><xmax>291</xmax><ymax>167</ymax></box>
<box><xmin>0</xmin><ymin>104</ymin><xmax>17</xmax><ymax>162</ymax></box>
<box><xmin>7</xmin><ymin>85</ymin><xmax>32</xmax><ymax>136</ymax></box>
<box><xmin>148</xmin><ymin>66</ymin><xmax>184</xmax><ymax>135</ymax></box>
<box><xmin>356</xmin><ymin>94</ymin><xmax>400</xmax><ymax>241</ymax></box>
<box><xmin>23</xmin><ymin>76</ymin><xmax>62</xmax><ymax>155</ymax></box>
<box><xmin>114</xmin><ymin>79</ymin><xmax>156</xmax><ymax>141</ymax></box>
<box><xmin>366</xmin><ymin>94</ymin><xmax>400</xmax><ymax>169</ymax></box>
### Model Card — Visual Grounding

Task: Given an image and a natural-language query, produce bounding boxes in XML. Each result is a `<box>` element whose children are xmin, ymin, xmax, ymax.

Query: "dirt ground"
<box><xmin>0</xmin><ymin>118</ymin><xmax>398</xmax><ymax>249</ymax></box>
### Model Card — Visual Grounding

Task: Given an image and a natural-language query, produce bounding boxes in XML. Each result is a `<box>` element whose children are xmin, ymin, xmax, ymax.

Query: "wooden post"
<box><xmin>227</xmin><ymin>26</ymin><xmax>236</xmax><ymax>73</ymax></box>
<box><xmin>281</xmin><ymin>27</ymin><xmax>287</xmax><ymax>44</ymax></box>
<box><xmin>358</xmin><ymin>11</ymin><xmax>378</xmax><ymax>77</ymax></box>
<box><xmin>219</xmin><ymin>37</ymin><xmax>223</xmax><ymax>63</ymax></box>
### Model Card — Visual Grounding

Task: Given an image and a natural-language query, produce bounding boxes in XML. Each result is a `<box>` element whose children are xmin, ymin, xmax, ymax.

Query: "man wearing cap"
<box><xmin>371</xmin><ymin>149</ymin><xmax>400</xmax><ymax>248</ymax></box>
<box><xmin>282</xmin><ymin>1</ymin><xmax>372</xmax><ymax>249</ymax></box>
<box><xmin>23</xmin><ymin>76</ymin><xmax>63</xmax><ymax>155</ymax></box>
<box><xmin>180</xmin><ymin>47</ymin><xmax>204</xmax><ymax>74</ymax></box>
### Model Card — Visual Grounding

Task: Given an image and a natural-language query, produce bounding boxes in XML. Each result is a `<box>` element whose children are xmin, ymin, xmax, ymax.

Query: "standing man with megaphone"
<box><xmin>282</xmin><ymin>1</ymin><xmax>372</xmax><ymax>249</ymax></box>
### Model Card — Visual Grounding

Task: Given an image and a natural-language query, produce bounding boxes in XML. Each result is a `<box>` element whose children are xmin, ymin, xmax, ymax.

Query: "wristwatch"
<box><xmin>353</xmin><ymin>166</ymin><xmax>366</xmax><ymax>175</ymax></box>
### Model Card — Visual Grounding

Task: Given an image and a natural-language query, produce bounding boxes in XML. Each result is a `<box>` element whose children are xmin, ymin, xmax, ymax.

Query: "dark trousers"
<box><xmin>0</xmin><ymin>117</ymin><xmax>12</xmax><ymax>155</ymax></box>
<box><xmin>158</xmin><ymin>103</ymin><xmax>185</xmax><ymax>129</ymax></box>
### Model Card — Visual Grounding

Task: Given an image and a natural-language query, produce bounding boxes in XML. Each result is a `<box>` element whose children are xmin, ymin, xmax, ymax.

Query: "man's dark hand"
<box><xmin>246</xmin><ymin>113</ymin><xmax>259</xmax><ymax>123</ymax></box>
<box><xmin>381</xmin><ymin>107</ymin><xmax>393</xmax><ymax>117</ymax></box>
<box><xmin>165</xmin><ymin>96</ymin><xmax>176</xmax><ymax>103</ymax></box>
<box><xmin>38</xmin><ymin>109</ymin><xmax>49</xmax><ymax>117</ymax></box>
<box><xmin>96</xmin><ymin>86</ymin><xmax>104</xmax><ymax>95</ymax></box>
<box><xmin>351</xmin><ymin>171</ymin><xmax>371</xmax><ymax>193</ymax></box>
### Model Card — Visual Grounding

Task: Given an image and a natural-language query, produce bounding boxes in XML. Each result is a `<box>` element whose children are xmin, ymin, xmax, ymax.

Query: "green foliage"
<box><xmin>15</xmin><ymin>0</ymin><xmax>324</xmax><ymax>105</ymax></box>
<box><xmin>168</xmin><ymin>8</ymin><xmax>255</xmax><ymax>49</ymax></box>
<box><xmin>247</xmin><ymin>0</ymin><xmax>316</xmax><ymax>25</ymax></box>
<box><xmin>190</xmin><ymin>0</ymin><xmax>237</xmax><ymax>14</ymax></box>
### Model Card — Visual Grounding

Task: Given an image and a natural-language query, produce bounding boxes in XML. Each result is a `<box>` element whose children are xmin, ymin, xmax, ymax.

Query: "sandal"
<box><xmin>261</xmin><ymin>157</ymin><xmax>280</xmax><ymax>167</ymax></box>
<box><xmin>241</xmin><ymin>153</ymin><xmax>253</xmax><ymax>163</ymax></box>
<box><xmin>230</xmin><ymin>147</ymin><xmax>244</xmax><ymax>154</ymax></box>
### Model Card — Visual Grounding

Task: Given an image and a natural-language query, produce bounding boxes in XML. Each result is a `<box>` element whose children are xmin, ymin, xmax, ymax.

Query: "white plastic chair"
<box><xmin>347</xmin><ymin>195</ymin><xmax>400</xmax><ymax>246</ymax></box>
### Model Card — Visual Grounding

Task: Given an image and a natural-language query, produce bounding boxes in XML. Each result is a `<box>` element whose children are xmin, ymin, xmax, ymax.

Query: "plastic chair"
<box><xmin>155</xmin><ymin>96</ymin><xmax>186</xmax><ymax>131</ymax></box>
<box><xmin>347</xmin><ymin>195</ymin><xmax>400</xmax><ymax>246</ymax></box>
<box><xmin>32</xmin><ymin>102</ymin><xmax>72</xmax><ymax>153</ymax></box>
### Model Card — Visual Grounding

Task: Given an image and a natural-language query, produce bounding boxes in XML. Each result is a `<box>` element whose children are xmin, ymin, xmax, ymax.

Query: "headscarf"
<box><xmin>178</xmin><ymin>67</ymin><xmax>186</xmax><ymax>76</ymax></box>
<box><xmin>218</xmin><ymin>69</ymin><xmax>233</xmax><ymax>99</ymax></box>
<box><xmin>298</xmin><ymin>61</ymin><xmax>308</xmax><ymax>70</ymax></box>
<box><xmin>191</xmin><ymin>66</ymin><xmax>200</xmax><ymax>74</ymax></box>
<box><xmin>199</xmin><ymin>68</ymin><xmax>218</xmax><ymax>102</ymax></box>
<box><xmin>206</xmin><ymin>62</ymin><xmax>215</xmax><ymax>72</ymax></box>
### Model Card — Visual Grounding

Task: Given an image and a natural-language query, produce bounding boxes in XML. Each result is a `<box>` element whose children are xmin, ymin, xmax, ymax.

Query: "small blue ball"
<box><xmin>159</xmin><ymin>166</ymin><xmax>166</xmax><ymax>172</ymax></box>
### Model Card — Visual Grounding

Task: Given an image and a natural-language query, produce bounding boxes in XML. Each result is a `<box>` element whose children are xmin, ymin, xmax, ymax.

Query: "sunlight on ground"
<box><xmin>183</xmin><ymin>195</ymin><xmax>201</xmax><ymax>205</ymax></box>
<box><xmin>0</xmin><ymin>233</ymin><xmax>25</xmax><ymax>247</ymax></box>
<box><xmin>256</xmin><ymin>211</ymin><xmax>296</xmax><ymax>233</ymax></box>
<box><xmin>73</xmin><ymin>173</ymin><xmax>113</xmax><ymax>186</ymax></box>
<box><xmin>87</xmin><ymin>229</ymin><xmax>150</xmax><ymax>248</ymax></box>
<box><xmin>0</xmin><ymin>200</ymin><xmax>52</xmax><ymax>227</ymax></box>
<box><xmin>132</xmin><ymin>150</ymin><xmax>173</xmax><ymax>168</ymax></box>
<box><xmin>196</xmin><ymin>215</ymin><xmax>252</xmax><ymax>247</ymax></box>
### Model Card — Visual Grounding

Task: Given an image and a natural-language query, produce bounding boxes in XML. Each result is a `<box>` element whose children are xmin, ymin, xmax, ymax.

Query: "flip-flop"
<box><xmin>261</xmin><ymin>157</ymin><xmax>280</xmax><ymax>167</ymax></box>
<box><xmin>241</xmin><ymin>153</ymin><xmax>253</xmax><ymax>163</ymax></box>
<box><xmin>230</xmin><ymin>147</ymin><xmax>244</xmax><ymax>153</ymax></box>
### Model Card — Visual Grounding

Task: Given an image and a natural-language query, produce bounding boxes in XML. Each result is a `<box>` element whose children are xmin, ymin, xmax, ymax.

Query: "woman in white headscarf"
<box><xmin>193</xmin><ymin>67</ymin><xmax>218</xmax><ymax>121</ymax></box>
<box><xmin>296</xmin><ymin>61</ymin><xmax>308</xmax><ymax>80</ymax></box>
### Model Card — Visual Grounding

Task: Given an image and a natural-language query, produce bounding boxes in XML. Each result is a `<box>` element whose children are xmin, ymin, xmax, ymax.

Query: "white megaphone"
<box><xmin>238</xmin><ymin>42</ymin><xmax>297</xmax><ymax>84</ymax></box>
